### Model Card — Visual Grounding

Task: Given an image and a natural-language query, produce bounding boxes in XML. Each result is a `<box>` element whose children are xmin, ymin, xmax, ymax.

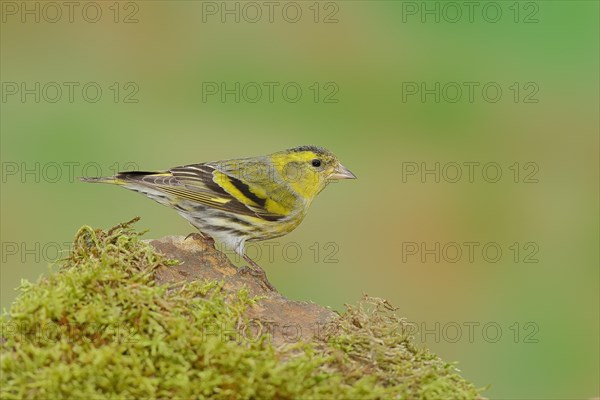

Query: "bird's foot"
<box><xmin>185</xmin><ymin>232</ymin><xmax>215</xmax><ymax>246</ymax></box>
<box><xmin>238</xmin><ymin>264</ymin><xmax>275</xmax><ymax>291</ymax></box>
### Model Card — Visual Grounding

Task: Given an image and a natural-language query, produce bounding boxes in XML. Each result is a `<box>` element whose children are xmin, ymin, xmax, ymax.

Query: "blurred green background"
<box><xmin>1</xmin><ymin>1</ymin><xmax>598</xmax><ymax>398</ymax></box>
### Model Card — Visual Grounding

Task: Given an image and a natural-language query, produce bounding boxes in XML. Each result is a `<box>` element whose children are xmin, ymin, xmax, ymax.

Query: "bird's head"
<box><xmin>271</xmin><ymin>145</ymin><xmax>356</xmax><ymax>201</ymax></box>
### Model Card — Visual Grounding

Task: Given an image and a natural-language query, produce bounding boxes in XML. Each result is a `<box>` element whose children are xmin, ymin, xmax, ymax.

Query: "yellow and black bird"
<box><xmin>82</xmin><ymin>145</ymin><xmax>356</xmax><ymax>289</ymax></box>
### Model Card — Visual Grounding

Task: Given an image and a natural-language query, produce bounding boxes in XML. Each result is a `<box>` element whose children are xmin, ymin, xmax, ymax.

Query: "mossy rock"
<box><xmin>1</xmin><ymin>219</ymin><xmax>482</xmax><ymax>399</ymax></box>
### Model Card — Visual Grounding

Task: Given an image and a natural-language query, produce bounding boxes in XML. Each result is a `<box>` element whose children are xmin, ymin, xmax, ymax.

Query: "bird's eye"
<box><xmin>311</xmin><ymin>159</ymin><xmax>322</xmax><ymax>168</ymax></box>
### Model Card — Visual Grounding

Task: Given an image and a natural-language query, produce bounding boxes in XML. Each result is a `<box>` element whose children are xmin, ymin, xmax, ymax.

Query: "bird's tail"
<box><xmin>80</xmin><ymin>171</ymin><xmax>163</xmax><ymax>185</ymax></box>
<box><xmin>80</xmin><ymin>176</ymin><xmax>122</xmax><ymax>185</ymax></box>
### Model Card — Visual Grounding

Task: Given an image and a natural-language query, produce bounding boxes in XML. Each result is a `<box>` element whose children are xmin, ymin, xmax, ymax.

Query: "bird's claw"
<box><xmin>238</xmin><ymin>265</ymin><xmax>275</xmax><ymax>291</ymax></box>
<box><xmin>185</xmin><ymin>232</ymin><xmax>215</xmax><ymax>246</ymax></box>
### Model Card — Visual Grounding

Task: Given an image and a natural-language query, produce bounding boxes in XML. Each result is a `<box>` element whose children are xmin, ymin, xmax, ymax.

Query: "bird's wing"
<box><xmin>117</xmin><ymin>163</ymin><xmax>287</xmax><ymax>221</ymax></box>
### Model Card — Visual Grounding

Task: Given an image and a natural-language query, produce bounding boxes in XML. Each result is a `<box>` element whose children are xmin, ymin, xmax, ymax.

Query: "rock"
<box><xmin>1</xmin><ymin>219</ymin><xmax>483</xmax><ymax>399</ymax></box>
<box><xmin>150</xmin><ymin>235</ymin><xmax>337</xmax><ymax>346</ymax></box>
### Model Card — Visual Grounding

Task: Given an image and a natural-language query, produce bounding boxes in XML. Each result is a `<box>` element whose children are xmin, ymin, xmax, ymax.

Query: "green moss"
<box><xmin>1</xmin><ymin>219</ymin><xmax>481</xmax><ymax>399</ymax></box>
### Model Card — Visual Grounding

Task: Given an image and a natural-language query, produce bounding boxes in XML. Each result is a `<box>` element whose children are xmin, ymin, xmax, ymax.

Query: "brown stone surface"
<box><xmin>150</xmin><ymin>235</ymin><xmax>337</xmax><ymax>346</ymax></box>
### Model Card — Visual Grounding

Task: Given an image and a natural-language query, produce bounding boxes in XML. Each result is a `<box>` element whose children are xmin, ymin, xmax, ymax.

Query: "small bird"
<box><xmin>81</xmin><ymin>145</ymin><xmax>356</xmax><ymax>290</ymax></box>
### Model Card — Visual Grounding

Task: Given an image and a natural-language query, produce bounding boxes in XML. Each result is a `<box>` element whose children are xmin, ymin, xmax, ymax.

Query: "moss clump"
<box><xmin>1</xmin><ymin>219</ymin><xmax>481</xmax><ymax>399</ymax></box>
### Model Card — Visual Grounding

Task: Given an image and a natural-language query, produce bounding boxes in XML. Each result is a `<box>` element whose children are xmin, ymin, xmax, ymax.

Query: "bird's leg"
<box><xmin>241</xmin><ymin>254</ymin><xmax>275</xmax><ymax>291</ymax></box>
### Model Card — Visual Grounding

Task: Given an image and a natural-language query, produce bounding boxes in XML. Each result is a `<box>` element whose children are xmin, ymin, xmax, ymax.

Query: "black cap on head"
<box><xmin>288</xmin><ymin>145</ymin><xmax>330</xmax><ymax>155</ymax></box>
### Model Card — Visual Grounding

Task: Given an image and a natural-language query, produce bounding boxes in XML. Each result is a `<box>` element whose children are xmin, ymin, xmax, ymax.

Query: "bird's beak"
<box><xmin>329</xmin><ymin>163</ymin><xmax>357</xmax><ymax>180</ymax></box>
